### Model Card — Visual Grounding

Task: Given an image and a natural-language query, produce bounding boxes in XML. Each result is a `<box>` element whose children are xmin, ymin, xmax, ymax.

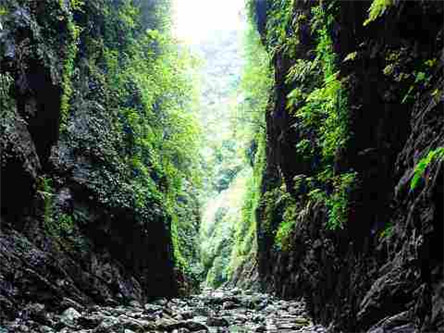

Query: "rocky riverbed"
<box><xmin>1</xmin><ymin>288</ymin><xmax>327</xmax><ymax>332</ymax></box>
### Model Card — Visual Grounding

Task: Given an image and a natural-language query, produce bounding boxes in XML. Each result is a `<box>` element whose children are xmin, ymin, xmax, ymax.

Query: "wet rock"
<box><xmin>60</xmin><ymin>307</ymin><xmax>81</xmax><ymax>327</ymax></box>
<box><xmin>24</xmin><ymin>303</ymin><xmax>51</xmax><ymax>325</ymax></box>
<box><xmin>38</xmin><ymin>326</ymin><xmax>54</xmax><ymax>333</ymax></box>
<box><xmin>144</xmin><ymin>303</ymin><xmax>163</xmax><ymax>314</ymax></box>
<box><xmin>153</xmin><ymin>298</ymin><xmax>168</xmax><ymax>306</ymax></box>
<box><xmin>77</xmin><ymin>314</ymin><xmax>103</xmax><ymax>329</ymax></box>
<box><xmin>3</xmin><ymin>289</ymin><xmax>327</xmax><ymax>332</ymax></box>
<box><xmin>255</xmin><ymin>324</ymin><xmax>266</xmax><ymax>332</ymax></box>
<box><xmin>206</xmin><ymin>316</ymin><xmax>229</xmax><ymax>327</ymax></box>
<box><xmin>183</xmin><ymin>321</ymin><xmax>209</xmax><ymax>331</ymax></box>
<box><xmin>180</xmin><ymin>310</ymin><xmax>194</xmax><ymax>320</ymax></box>
<box><xmin>60</xmin><ymin>298</ymin><xmax>85</xmax><ymax>313</ymax></box>
<box><xmin>93</xmin><ymin>315</ymin><xmax>122</xmax><ymax>332</ymax></box>
<box><xmin>222</xmin><ymin>301</ymin><xmax>237</xmax><ymax>310</ymax></box>
<box><xmin>129</xmin><ymin>300</ymin><xmax>142</xmax><ymax>308</ymax></box>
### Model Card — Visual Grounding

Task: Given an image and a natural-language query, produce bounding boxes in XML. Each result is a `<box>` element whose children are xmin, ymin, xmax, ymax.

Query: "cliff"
<box><xmin>254</xmin><ymin>0</ymin><xmax>443</xmax><ymax>331</ymax></box>
<box><xmin>0</xmin><ymin>0</ymin><xmax>201</xmax><ymax>322</ymax></box>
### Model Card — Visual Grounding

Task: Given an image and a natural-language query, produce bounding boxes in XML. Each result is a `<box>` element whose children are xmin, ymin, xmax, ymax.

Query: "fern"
<box><xmin>410</xmin><ymin>147</ymin><xmax>444</xmax><ymax>190</ymax></box>
<box><xmin>363</xmin><ymin>0</ymin><xmax>393</xmax><ymax>26</ymax></box>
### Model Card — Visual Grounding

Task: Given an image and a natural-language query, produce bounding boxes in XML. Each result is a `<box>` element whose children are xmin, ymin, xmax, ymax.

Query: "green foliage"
<box><xmin>58</xmin><ymin>213</ymin><xmax>75</xmax><ymax>235</ymax></box>
<box><xmin>343</xmin><ymin>51</ymin><xmax>358</xmax><ymax>63</ymax></box>
<box><xmin>199</xmin><ymin>9</ymin><xmax>272</xmax><ymax>285</ymax></box>
<box><xmin>400</xmin><ymin>58</ymin><xmax>437</xmax><ymax>104</ymax></box>
<box><xmin>1</xmin><ymin>0</ymin><xmax>203</xmax><ymax>283</ymax></box>
<box><xmin>282</xmin><ymin>2</ymin><xmax>354</xmax><ymax>231</ymax></box>
<box><xmin>36</xmin><ymin>177</ymin><xmax>75</xmax><ymax>240</ymax></box>
<box><xmin>381</xmin><ymin>50</ymin><xmax>438</xmax><ymax>105</ymax></box>
<box><xmin>379</xmin><ymin>222</ymin><xmax>394</xmax><ymax>239</ymax></box>
<box><xmin>363</xmin><ymin>0</ymin><xmax>393</xmax><ymax>26</ymax></box>
<box><xmin>265</xmin><ymin>0</ymin><xmax>297</xmax><ymax>56</ymax></box>
<box><xmin>228</xmin><ymin>137</ymin><xmax>265</xmax><ymax>275</ymax></box>
<box><xmin>410</xmin><ymin>147</ymin><xmax>444</xmax><ymax>190</ymax></box>
<box><xmin>324</xmin><ymin>172</ymin><xmax>356</xmax><ymax>230</ymax></box>
<box><xmin>254</xmin><ymin>0</ymin><xmax>358</xmax><ymax>241</ymax></box>
<box><xmin>274</xmin><ymin>196</ymin><xmax>297</xmax><ymax>251</ymax></box>
<box><xmin>60</xmin><ymin>11</ymin><xmax>81</xmax><ymax>131</ymax></box>
<box><xmin>37</xmin><ymin>176</ymin><xmax>56</xmax><ymax>236</ymax></box>
<box><xmin>0</xmin><ymin>74</ymin><xmax>14</xmax><ymax>121</ymax></box>
<box><xmin>0</xmin><ymin>6</ymin><xmax>8</xmax><ymax>16</ymax></box>
<box><xmin>52</xmin><ymin>0</ymin><xmax>204</xmax><ymax>277</ymax></box>
<box><xmin>290</xmin><ymin>3</ymin><xmax>348</xmax><ymax>161</ymax></box>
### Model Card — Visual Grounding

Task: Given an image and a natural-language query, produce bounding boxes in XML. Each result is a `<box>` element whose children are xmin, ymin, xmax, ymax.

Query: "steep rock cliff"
<box><xmin>0</xmin><ymin>0</ymin><xmax>196</xmax><ymax>322</ymax></box>
<box><xmin>254</xmin><ymin>0</ymin><xmax>443</xmax><ymax>331</ymax></box>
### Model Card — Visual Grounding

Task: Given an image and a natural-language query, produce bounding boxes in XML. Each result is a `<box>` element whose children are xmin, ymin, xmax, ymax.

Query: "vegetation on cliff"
<box><xmin>198</xmin><ymin>7</ymin><xmax>272</xmax><ymax>288</ymax></box>
<box><xmin>1</xmin><ymin>0</ymin><xmax>443</xmax><ymax>331</ymax></box>
<box><xmin>1</xmin><ymin>0</ymin><xmax>203</xmax><ymax>295</ymax></box>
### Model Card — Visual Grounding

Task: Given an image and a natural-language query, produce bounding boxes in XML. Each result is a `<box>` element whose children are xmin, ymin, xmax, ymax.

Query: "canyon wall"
<box><xmin>254</xmin><ymin>0</ymin><xmax>443</xmax><ymax>331</ymax></box>
<box><xmin>0</xmin><ymin>0</ymin><xmax>201</xmax><ymax>322</ymax></box>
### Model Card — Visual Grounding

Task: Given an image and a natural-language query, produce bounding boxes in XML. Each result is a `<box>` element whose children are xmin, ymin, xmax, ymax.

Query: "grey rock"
<box><xmin>206</xmin><ymin>316</ymin><xmax>229</xmax><ymax>327</ymax></box>
<box><xmin>183</xmin><ymin>321</ymin><xmax>209</xmax><ymax>331</ymax></box>
<box><xmin>77</xmin><ymin>314</ymin><xmax>103</xmax><ymax>329</ymax></box>
<box><xmin>181</xmin><ymin>311</ymin><xmax>194</xmax><ymax>320</ymax></box>
<box><xmin>60</xmin><ymin>307</ymin><xmax>81</xmax><ymax>327</ymax></box>
<box><xmin>255</xmin><ymin>324</ymin><xmax>266</xmax><ymax>332</ymax></box>
<box><xmin>128</xmin><ymin>300</ymin><xmax>141</xmax><ymax>308</ymax></box>
<box><xmin>144</xmin><ymin>303</ymin><xmax>163</xmax><ymax>314</ymax></box>
<box><xmin>222</xmin><ymin>301</ymin><xmax>237</xmax><ymax>310</ymax></box>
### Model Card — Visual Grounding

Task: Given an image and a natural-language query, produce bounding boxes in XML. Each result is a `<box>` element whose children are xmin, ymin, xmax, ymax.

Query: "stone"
<box><xmin>1</xmin><ymin>288</ymin><xmax>328</xmax><ymax>332</ymax></box>
<box><xmin>60</xmin><ymin>307</ymin><xmax>81</xmax><ymax>327</ymax></box>
<box><xmin>93</xmin><ymin>316</ymin><xmax>122</xmax><ymax>332</ymax></box>
<box><xmin>144</xmin><ymin>303</ymin><xmax>163</xmax><ymax>314</ymax></box>
<box><xmin>206</xmin><ymin>316</ymin><xmax>229</xmax><ymax>327</ymax></box>
<box><xmin>153</xmin><ymin>298</ymin><xmax>168</xmax><ymax>306</ymax></box>
<box><xmin>183</xmin><ymin>321</ymin><xmax>209</xmax><ymax>331</ymax></box>
<box><xmin>255</xmin><ymin>325</ymin><xmax>266</xmax><ymax>332</ymax></box>
<box><xmin>77</xmin><ymin>314</ymin><xmax>103</xmax><ymax>329</ymax></box>
<box><xmin>181</xmin><ymin>311</ymin><xmax>194</xmax><ymax>320</ymax></box>
<box><xmin>222</xmin><ymin>301</ymin><xmax>237</xmax><ymax>310</ymax></box>
<box><xmin>25</xmin><ymin>303</ymin><xmax>50</xmax><ymax>325</ymax></box>
<box><xmin>39</xmin><ymin>326</ymin><xmax>54</xmax><ymax>333</ymax></box>
<box><xmin>60</xmin><ymin>298</ymin><xmax>85</xmax><ymax>312</ymax></box>
<box><xmin>129</xmin><ymin>300</ymin><xmax>142</xmax><ymax>308</ymax></box>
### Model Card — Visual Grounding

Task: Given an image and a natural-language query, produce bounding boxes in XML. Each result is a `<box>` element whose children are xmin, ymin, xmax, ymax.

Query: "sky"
<box><xmin>173</xmin><ymin>0</ymin><xmax>246</xmax><ymax>44</ymax></box>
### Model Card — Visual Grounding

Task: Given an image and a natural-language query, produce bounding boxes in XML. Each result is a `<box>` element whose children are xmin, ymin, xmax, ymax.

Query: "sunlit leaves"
<box><xmin>363</xmin><ymin>0</ymin><xmax>393</xmax><ymax>26</ymax></box>
<box><xmin>410</xmin><ymin>147</ymin><xmax>444</xmax><ymax>191</ymax></box>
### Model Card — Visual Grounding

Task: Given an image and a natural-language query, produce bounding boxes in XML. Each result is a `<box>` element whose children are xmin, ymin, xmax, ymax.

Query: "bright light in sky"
<box><xmin>173</xmin><ymin>0</ymin><xmax>246</xmax><ymax>44</ymax></box>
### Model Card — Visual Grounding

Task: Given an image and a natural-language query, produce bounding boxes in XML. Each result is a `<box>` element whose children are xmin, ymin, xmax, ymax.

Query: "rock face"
<box><xmin>254</xmin><ymin>0</ymin><xmax>443</xmax><ymax>332</ymax></box>
<box><xmin>1</xmin><ymin>288</ymin><xmax>326</xmax><ymax>333</ymax></box>
<box><xmin>0</xmin><ymin>0</ymin><xmax>177</xmax><ymax>323</ymax></box>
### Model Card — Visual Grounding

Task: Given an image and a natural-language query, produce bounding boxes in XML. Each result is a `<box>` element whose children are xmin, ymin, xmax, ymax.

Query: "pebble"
<box><xmin>3</xmin><ymin>289</ymin><xmax>327</xmax><ymax>332</ymax></box>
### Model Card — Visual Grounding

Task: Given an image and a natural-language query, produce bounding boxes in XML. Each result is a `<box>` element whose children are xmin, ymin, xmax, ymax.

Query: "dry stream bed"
<box><xmin>2</xmin><ymin>288</ymin><xmax>328</xmax><ymax>332</ymax></box>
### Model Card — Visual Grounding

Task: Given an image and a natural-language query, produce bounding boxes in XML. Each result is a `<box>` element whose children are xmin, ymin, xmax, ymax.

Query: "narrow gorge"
<box><xmin>0</xmin><ymin>0</ymin><xmax>443</xmax><ymax>332</ymax></box>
